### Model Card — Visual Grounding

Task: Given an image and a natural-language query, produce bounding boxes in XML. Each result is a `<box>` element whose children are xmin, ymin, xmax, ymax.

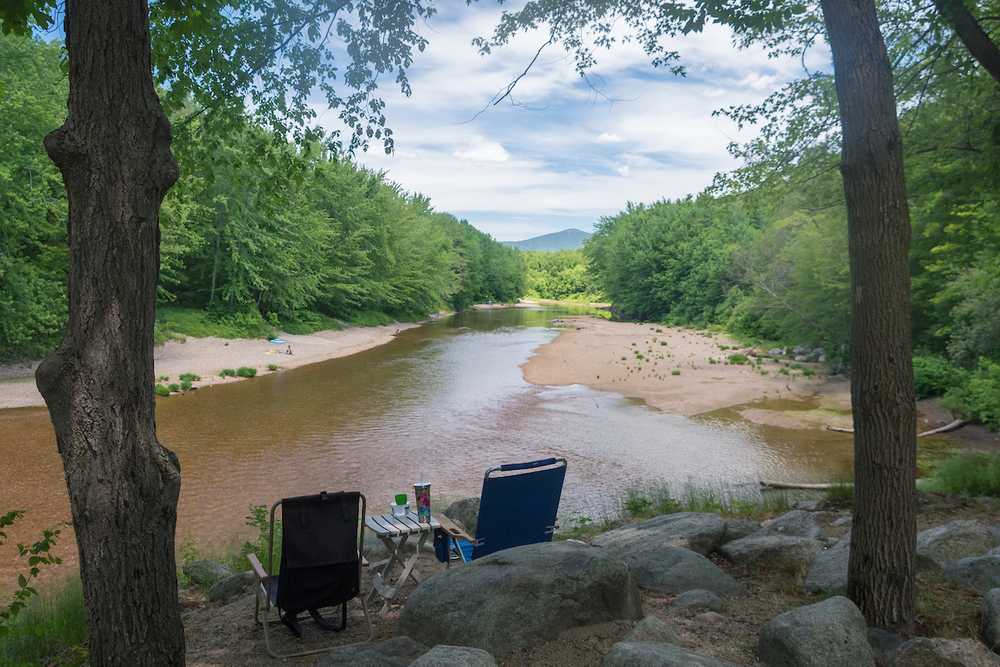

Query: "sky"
<box><xmin>316</xmin><ymin>5</ymin><xmax>828</xmax><ymax>242</ymax></box>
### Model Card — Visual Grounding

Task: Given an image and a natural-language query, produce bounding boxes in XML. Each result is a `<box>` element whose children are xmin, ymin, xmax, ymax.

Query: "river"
<box><xmin>0</xmin><ymin>306</ymin><xmax>853</xmax><ymax>571</ymax></box>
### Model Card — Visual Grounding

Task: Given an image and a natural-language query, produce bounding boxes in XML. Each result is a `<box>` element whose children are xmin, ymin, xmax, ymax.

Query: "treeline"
<box><xmin>523</xmin><ymin>250</ymin><xmax>605</xmax><ymax>302</ymax></box>
<box><xmin>586</xmin><ymin>49</ymin><xmax>1000</xmax><ymax>429</ymax></box>
<box><xmin>0</xmin><ymin>34</ymin><xmax>525</xmax><ymax>359</ymax></box>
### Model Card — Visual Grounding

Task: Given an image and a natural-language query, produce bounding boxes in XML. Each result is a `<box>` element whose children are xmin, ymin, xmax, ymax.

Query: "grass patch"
<box><xmin>727</xmin><ymin>354</ymin><xmax>749</xmax><ymax>365</ymax></box>
<box><xmin>155</xmin><ymin>306</ymin><xmax>276</xmax><ymax>341</ymax></box>
<box><xmin>235</xmin><ymin>366</ymin><xmax>257</xmax><ymax>378</ymax></box>
<box><xmin>154</xmin><ymin>384</ymin><xmax>170</xmax><ymax>397</ymax></box>
<box><xmin>924</xmin><ymin>452</ymin><xmax>1000</xmax><ymax>497</ymax></box>
<box><xmin>178</xmin><ymin>372</ymin><xmax>200</xmax><ymax>382</ymax></box>
<box><xmin>168</xmin><ymin>383</ymin><xmax>180</xmax><ymax>393</ymax></box>
<box><xmin>180</xmin><ymin>380</ymin><xmax>192</xmax><ymax>392</ymax></box>
<box><xmin>0</xmin><ymin>577</ymin><xmax>88</xmax><ymax>667</ymax></box>
<box><xmin>218</xmin><ymin>368</ymin><xmax>236</xmax><ymax>378</ymax></box>
<box><xmin>822</xmin><ymin>481</ymin><xmax>854</xmax><ymax>510</ymax></box>
<box><xmin>621</xmin><ymin>482</ymin><xmax>791</xmax><ymax>520</ymax></box>
<box><xmin>915</xmin><ymin>570</ymin><xmax>982</xmax><ymax>638</ymax></box>
<box><xmin>267</xmin><ymin>363</ymin><xmax>279</xmax><ymax>372</ymax></box>
<box><xmin>671</xmin><ymin>369</ymin><xmax>681</xmax><ymax>376</ymax></box>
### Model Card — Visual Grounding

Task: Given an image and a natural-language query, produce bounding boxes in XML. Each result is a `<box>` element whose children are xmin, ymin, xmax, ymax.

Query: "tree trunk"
<box><xmin>820</xmin><ymin>0</ymin><xmax>917</xmax><ymax>633</ymax></box>
<box><xmin>932</xmin><ymin>0</ymin><xmax>1000</xmax><ymax>84</ymax></box>
<box><xmin>38</xmin><ymin>1</ymin><xmax>184</xmax><ymax>664</ymax></box>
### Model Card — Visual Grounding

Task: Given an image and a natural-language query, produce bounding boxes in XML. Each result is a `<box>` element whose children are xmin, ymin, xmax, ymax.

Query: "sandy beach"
<box><xmin>521</xmin><ymin>316</ymin><xmax>844</xmax><ymax>418</ymax></box>
<box><xmin>0</xmin><ymin>323</ymin><xmax>420</xmax><ymax>410</ymax></box>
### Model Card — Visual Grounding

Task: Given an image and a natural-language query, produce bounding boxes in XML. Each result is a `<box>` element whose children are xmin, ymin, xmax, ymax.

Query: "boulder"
<box><xmin>944</xmin><ymin>555</ymin><xmax>1000</xmax><ymax>594</ymax></box>
<box><xmin>398</xmin><ymin>541</ymin><xmax>642</xmax><ymax>657</ymax></box>
<box><xmin>984</xmin><ymin>588</ymin><xmax>1000</xmax><ymax>653</ymax></box>
<box><xmin>758</xmin><ymin>596</ymin><xmax>874</xmax><ymax>667</ymax></box>
<box><xmin>319</xmin><ymin>637</ymin><xmax>428</xmax><ymax>667</ymax></box>
<box><xmin>206</xmin><ymin>570</ymin><xmax>254</xmax><ymax>603</ymax></box>
<box><xmin>601</xmin><ymin>543</ymin><xmax>739</xmax><ymax>596</ymax></box>
<box><xmin>410</xmin><ymin>645</ymin><xmax>497</xmax><ymax>667</ymax></box>
<box><xmin>625</xmin><ymin>616</ymin><xmax>683</xmax><ymax>644</ymax></box>
<box><xmin>593</xmin><ymin>512</ymin><xmax>728</xmax><ymax>556</ymax></box>
<box><xmin>720</xmin><ymin>535</ymin><xmax>822</xmax><ymax>573</ymax></box>
<box><xmin>722</xmin><ymin>518</ymin><xmax>760</xmax><ymax>544</ymax></box>
<box><xmin>794</xmin><ymin>355</ymin><xmax>811</xmax><ymax>363</ymax></box>
<box><xmin>602</xmin><ymin>641</ymin><xmax>739</xmax><ymax>667</ymax></box>
<box><xmin>670</xmin><ymin>589</ymin><xmax>723</xmax><ymax>615</ymax></box>
<box><xmin>768</xmin><ymin>348</ymin><xmax>786</xmax><ymax>357</ymax></box>
<box><xmin>869</xmin><ymin>628</ymin><xmax>905</xmax><ymax>665</ymax></box>
<box><xmin>889</xmin><ymin>637</ymin><xmax>1000</xmax><ymax>666</ymax></box>
<box><xmin>793</xmin><ymin>345</ymin><xmax>811</xmax><ymax>356</ymax></box>
<box><xmin>916</xmin><ymin>521</ymin><xmax>1000</xmax><ymax>570</ymax></box>
<box><xmin>444</xmin><ymin>497</ymin><xmax>481</xmax><ymax>536</ymax></box>
<box><xmin>182</xmin><ymin>560</ymin><xmax>234</xmax><ymax>588</ymax></box>
<box><xmin>759</xmin><ymin>510</ymin><xmax>824</xmax><ymax>539</ymax></box>
<box><xmin>804</xmin><ymin>534</ymin><xmax>850</xmax><ymax>595</ymax></box>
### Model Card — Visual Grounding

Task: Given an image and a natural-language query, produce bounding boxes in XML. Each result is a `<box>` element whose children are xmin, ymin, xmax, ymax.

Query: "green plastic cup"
<box><xmin>394</xmin><ymin>493</ymin><xmax>407</xmax><ymax>506</ymax></box>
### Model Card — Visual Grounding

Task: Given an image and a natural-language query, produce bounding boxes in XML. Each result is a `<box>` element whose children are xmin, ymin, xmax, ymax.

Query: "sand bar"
<box><xmin>0</xmin><ymin>322</ymin><xmax>420</xmax><ymax>410</ymax></box>
<box><xmin>521</xmin><ymin>316</ymin><xmax>838</xmax><ymax>417</ymax></box>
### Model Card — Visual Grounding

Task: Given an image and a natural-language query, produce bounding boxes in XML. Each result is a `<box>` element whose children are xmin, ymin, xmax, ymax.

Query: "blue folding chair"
<box><xmin>435</xmin><ymin>458</ymin><xmax>567</xmax><ymax>563</ymax></box>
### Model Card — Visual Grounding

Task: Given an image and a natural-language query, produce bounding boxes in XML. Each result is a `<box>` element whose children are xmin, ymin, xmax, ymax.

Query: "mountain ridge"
<box><xmin>503</xmin><ymin>228</ymin><xmax>591</xmax><ymax>252</ymax></box>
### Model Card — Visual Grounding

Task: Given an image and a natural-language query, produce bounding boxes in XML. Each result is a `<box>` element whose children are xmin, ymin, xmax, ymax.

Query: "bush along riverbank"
<box><xmin>10</xmin><ymin>480</ymin><xmax>1000</xmax><ymax>666</ymax></box>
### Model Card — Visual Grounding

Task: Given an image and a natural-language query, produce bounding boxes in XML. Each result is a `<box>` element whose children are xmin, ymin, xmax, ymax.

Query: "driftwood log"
<box><xmin>824</xmin><ymin>418</ymin><xmax>968</xmax><ymax>438</ymax></box>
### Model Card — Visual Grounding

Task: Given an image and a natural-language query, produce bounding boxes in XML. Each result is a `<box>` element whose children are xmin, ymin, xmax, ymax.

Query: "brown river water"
<box><xmin>0</xmin><ymin>306</ymin><xmax>854</xmax><ymax>578</ymax></box>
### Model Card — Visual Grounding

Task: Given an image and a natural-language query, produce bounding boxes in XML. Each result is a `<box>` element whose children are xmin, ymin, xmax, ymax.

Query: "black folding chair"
<box><xmin>248</xmin><ymin>491</ymin><xmax>373</xmax><ymax>659</ymax></box>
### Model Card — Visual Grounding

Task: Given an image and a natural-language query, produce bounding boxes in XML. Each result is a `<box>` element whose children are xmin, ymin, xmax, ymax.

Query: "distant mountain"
<box><xmin>503</xmin><ymin>228</ymin><xmax>592</xmax><ymax>252</ymax></box>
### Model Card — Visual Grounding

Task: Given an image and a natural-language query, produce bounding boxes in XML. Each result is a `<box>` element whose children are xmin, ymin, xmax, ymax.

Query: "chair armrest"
<box><xmin>247</xmin><ymin>553</ymin><xmax>269</xmax><ymax>581</ymax></box>
<box><xmin>436</xmin><ymin>515</ymin><xmax>474</xmax><ymax>543</ymax></box>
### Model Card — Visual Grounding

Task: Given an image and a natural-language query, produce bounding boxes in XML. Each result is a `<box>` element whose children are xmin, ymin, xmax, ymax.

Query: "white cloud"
<box><xmin>453</xmin><ymin>138</ymin><xmax>511</xmax><ymax>162</ymax></box>
<box><xmin>312</xmin><ymin>5</ymin><xmax>831</xmax><ymax>240</ymax></box>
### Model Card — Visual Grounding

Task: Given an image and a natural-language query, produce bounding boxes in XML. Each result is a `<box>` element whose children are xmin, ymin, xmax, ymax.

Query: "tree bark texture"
<box><xmin>932</xmin><ymin>0</ymin><xmax>1000</xmax><ymax>84</ymax></box>
<box><xmin>820</xmin><ymin>0</ymin><xmax>917</xmax><ymax>633</ymax></box>
<box><xmin>38</xmin><ymin>0</ymin><xmax>184</xmax><ymax>664</ymax></box>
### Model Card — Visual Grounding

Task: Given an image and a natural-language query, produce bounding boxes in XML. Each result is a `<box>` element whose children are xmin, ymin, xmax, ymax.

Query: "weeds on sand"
<box><xmin>620</xmin><ymin>482</ymin><xmax>791</xmax><ymax>520</ymax></box>
<box><xmin>236</xmin><ymin>367</ymin><xmax>257</xmax><ymax>378</ymax></box>
<box><xmin>925</xmin><ymin>452</ymin><xmax>1000</xmax><ymax>497</ymax></box>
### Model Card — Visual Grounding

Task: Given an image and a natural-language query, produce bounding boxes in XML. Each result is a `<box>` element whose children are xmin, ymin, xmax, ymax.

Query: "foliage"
<box><xmin>0</xmin><ymin>577</ymin><xmax>87</xmax><ymax>667</ymax></box>
<box><xmin>154</xmin><ymin>384</ymin><xmax>171</xmax><ymax>397</ymax></box>
<box><xmin>927</xmin><ymin>452</ymin><xmax>1000</xmax><ymax>497</ymax></box>
<box><xmin>0</xmin><ymin>511</ymin><xmax>64</xmax><ymax>636</ymax></box>
<box><xmin>241</xmin><ymin>505</ymin><xmax>282</xmax><ymax>573</ymax></box>
<box><xmin>267</xmin><ymin>364</ymin><xmax>279</xmax><ymax>372</ymax></box>
<box><xmin>218</xmin><ymin>368</ymin><xmax>236</xmax><ymax>378</ymax></box>
<box><xmin>523</xmin><ymin>250</ymin><xmax>604</xmax><ymax>302</ymax></box>
<box><xmin>0</xmin><ymin>36</ymin><xmax>527</xmax><ymax>360</ymax></box>
<box><xmin>913</xmin><ymin>354</ymin><xmax>968</xmax><ymax>399</ymax></box>
<box><xmin>235</xmin><ymin>366</ymin><xmax>257</xmax><ymax>378</ymax></box>
<box><xmin>178</xmin><ymin>373</ymin><xmax>200</xmax><ymax>382</ymax></box>
<box><xmin>943</xmin><ymin>359</ymin><xmax>1000</xmax><ymax>431</ymax></box>
<box><xmin>621</xmin><ymin>482</ymin><xmax>791</xmax><ymax>520</ymax></box>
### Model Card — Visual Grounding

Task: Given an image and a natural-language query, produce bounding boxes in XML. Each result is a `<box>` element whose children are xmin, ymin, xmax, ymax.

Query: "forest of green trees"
<box><xmin>522</xmin><ymin>250</ymin><xmax>605</xmax><ymax>303</ymax></box>
<box><xmin>582</xmin><ymin>26</ymin><xmax>1000</xmax><ymax>429</ymax></box>
<box><xmin>0</xmin><ymin>34</ymin><xmax>525</xmax><ymax>360</ymax></box>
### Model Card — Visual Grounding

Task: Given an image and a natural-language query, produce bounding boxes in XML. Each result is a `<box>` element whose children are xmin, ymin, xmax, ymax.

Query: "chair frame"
<box><xmin>436</xmin><ymin>457</ymin><xmax>567</xmax><ymax>565</ymax></box>
<box><xmin>249</xmin><ymin>492</ymin><xmax>374</xmax><ymax>659</ymax></box>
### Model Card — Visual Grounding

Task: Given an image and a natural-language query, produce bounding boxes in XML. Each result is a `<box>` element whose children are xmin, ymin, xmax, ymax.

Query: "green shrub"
<box><xmin>671</xmin><ymin>369</ymin><xmax>681</xmax><ymax>376</ymax></box>
<box><xmin>178</xmin><ymin>372</ymin><xmax>200</xmax><ymax>382</ymax></box>
<box><xmin>621</xmin><ymin>482</ymin><xmax>790</xmax><ymax>520</ymax></box>
<box><xmin>927</xmin><ymin>453</ymin><xmax>1000</xmax><ymax>497</ymax></box>
<box><xmin>179</xmin><ymin>380</ymin><xmax>192</xmax><ymax>392</ymax></box>
<box><xmin>154</xmin><ymin>384</ymin><xmax>170</xmax><ymax>397</ymax></box>
<box><xmin>168</xmin><ymin>383</ymin><xmax>180</xmax><ymax>393</ymax></box>
<box><xmin>236</xmin><ymin>366</ymin><xmax>257</xmax><ymax>378</ymax></box>
<box><xmin>0</xmin><ymin>577</ymin><xmax>87</xmax><ymax>667</ymax></box>
<box><xmin>913</xmin><ymin>354</ymin><xmax>967</xmax><ymax>399</ymax></box>
<box><xmin>157</xmin><ymin>374</ymin><xmax>169</xmax><ymax>382</ymax></box>
<box><xmin>943</xmin><ymin>358</ymin><xmax>1000</xmax><ymax>431</ymax></box>
<box><xmin>219</xmin><ymin>368</ymin><xmax>236</xmax><ymax>378</ymax></box>
<box><xmin>728</xmin><ymin>354</ymin><xmax>749</xmax><ymax>365</ymax></box>
<box><xmin>267</xmin><ymin>364</ymin><xmax>279</xmax><ymax>371</ymax></box>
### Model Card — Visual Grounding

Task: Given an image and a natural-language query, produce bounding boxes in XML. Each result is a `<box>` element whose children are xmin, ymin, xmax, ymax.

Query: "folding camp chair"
<box><xmin>248</xmin><ymin>491</ymin><xmax>373</xmax><ymax>659</ymax></box>
<box><xmin>434</xmin><ymin>458</ymin><xmax>567</xmax><ymax>563</ymax></box>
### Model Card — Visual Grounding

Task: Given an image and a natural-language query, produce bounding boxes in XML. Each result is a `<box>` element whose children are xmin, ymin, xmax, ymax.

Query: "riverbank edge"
<box><xmin>0</xmin><ymin>315</ymin><xmax>449</xmax><ymax>410</ymax></box>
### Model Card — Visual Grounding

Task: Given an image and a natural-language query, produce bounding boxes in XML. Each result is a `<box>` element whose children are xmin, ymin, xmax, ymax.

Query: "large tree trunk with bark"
<box><xmin>820</xmin><ymin>0</ymin><xmax>917</xmax><ymax>633</ymax></box>
<box><xmin>38</xmin><ymin>1</ymin><xmax>184</xmax><ymax>664</ymax></box>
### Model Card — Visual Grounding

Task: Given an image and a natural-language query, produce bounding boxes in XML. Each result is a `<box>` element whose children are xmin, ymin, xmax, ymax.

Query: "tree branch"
<box><xmin>932</xmin><ymin>0</ymin><xmax>1000</xmax><ymax>83</ymax></box>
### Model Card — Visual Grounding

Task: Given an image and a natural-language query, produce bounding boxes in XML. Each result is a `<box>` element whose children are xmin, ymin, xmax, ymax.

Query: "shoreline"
<box><xmin>520</xmin><ymin>317</ymin><xmax>995</xmax><ymax>449</ymax></box>
<box><xmin>521</xmin><ymin>316</ymin><xmax>832</xmax><ymax>417</ymax></box>
<box><xmin>0</xmin><ymin>321</ymin><xmax>424</xmax><ymax>410</ymax></box>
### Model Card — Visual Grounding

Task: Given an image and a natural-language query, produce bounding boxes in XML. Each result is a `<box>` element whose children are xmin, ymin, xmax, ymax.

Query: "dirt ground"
<box><xmin>183</xmin><ymin>492</ymin><xmax>1000</xmax><ymax>666</ymax></box>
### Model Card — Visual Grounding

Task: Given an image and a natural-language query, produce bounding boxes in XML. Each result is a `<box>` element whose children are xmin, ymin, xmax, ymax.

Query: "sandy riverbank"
<box><xmin>521</xmin><ymin>316</ymin><xmax>845</xmax><ymax>418</ymax></box>
<box><xmin>0</xmin><ymin>323</ymin><xmax>420</xmax><ymax>410</ymax></box>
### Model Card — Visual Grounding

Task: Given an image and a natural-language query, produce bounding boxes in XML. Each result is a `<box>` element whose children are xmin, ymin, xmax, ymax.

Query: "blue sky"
<box><xmin>316</xmin><ymin>4</ymin><xmax>829</xmax><ymax>241</ymax></box>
